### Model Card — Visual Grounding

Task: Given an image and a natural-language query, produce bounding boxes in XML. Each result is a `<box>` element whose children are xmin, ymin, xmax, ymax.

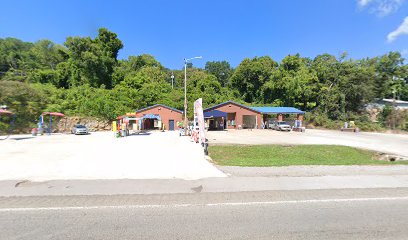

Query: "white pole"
<box><xmin>183</xmin><ymin>56</ymin><xmax>202</xmax><ymax>131</ymax></box>
<box><xmin>184</xmin><ymin>59</ymin><xmax>187</xmax><ymax>129</ymax></box>
<box><xmin>171</xmin><ymin>72</ymin><xmax>174</xmax><ymax>89</ymax></box>
<box><xmin>393</xmin><ymin>89</ymin><xmax>396</xmax><ymax>129</ymax></box>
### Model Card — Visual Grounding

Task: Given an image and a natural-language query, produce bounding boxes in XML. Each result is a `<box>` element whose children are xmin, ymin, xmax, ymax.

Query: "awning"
<box><xmin>117</xmin><ymin>115</ymin><xmax>139</xmax><ymax>121</ymax></box>
<box><xmin>141</xmin><ymin>114</ymin><xmax>161</xmax><ymax>120</ymax></box>
<box><xmin>0</xmin><ymin>109</ymin><xmax>13</xmax><ymax>115</ymax></box>
<box><xmin>204</xmin><ymin>110</ymin><xmax>227</xmax><ymax>118</ymax></box>
<box><xmin>42</xmin><ymin>112</ymin><xmax>65</xmax><ymax>117</ymax></box>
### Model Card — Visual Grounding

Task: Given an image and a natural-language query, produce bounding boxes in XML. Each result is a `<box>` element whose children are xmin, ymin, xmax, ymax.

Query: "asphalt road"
<box><xmin>1</xmin><ymin>188</ymin><xmax>408</xmax><ymax>240</ymax></box>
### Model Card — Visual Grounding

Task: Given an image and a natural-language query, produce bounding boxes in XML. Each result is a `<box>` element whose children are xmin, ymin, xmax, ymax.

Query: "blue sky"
<box><xmin>1</xmin><ymin>0</ymin><xmax>407</xmax><ymax>69</ymax></box>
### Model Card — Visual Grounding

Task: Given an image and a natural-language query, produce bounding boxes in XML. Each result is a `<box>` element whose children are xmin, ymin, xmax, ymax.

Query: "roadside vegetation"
<box><xmin>1</xmin><ymin>28</ymin><xmax>407</xmax><ymax>132</ymax></box>
<box><xmin>209</xmin><ymin>145</ymin><xmax>408</xmax><ymax>166</ymax></box>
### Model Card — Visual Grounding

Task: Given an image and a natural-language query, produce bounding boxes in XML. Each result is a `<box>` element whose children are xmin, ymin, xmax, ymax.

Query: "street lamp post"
<box><xmin>183</xmin><ymin>56</ymin><xmax>202</xmax><ymax>131</ymax></box>
<box><xmin>391</xmin><ymin>76</ymin><xmax>399</xmax><ymax>130</ymax></box>
<box><xmin>171</xmin><ymin>72</ymin><xmax>174</xmax><ymax>89</ymax></box>
<box><xmin>392</xmin><ymin>89</ymin><xmax>396</xmax><ymax>129</ymax></box>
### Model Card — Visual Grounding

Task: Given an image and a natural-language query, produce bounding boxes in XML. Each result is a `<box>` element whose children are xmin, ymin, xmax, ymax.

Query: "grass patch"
<box><xmin>209</xmin><ymin>144</ymin><xmax>408</xmax><ymax>167</ymax></box>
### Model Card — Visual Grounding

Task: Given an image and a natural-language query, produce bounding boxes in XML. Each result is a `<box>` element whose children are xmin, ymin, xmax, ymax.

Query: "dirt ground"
<box><xmin>206</xmin><ymin>129</ymin><xmax>408</xmax><ymax>158</ymax></box>
<box><xmin>0</xmin><ymin>131</ymin><xmax>226</xmax><ymax>181</ymax></box>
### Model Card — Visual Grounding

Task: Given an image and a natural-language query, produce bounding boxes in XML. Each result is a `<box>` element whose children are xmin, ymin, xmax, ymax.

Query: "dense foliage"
<box><xmin>1</xmin><ymin>28</ymin><xmax>407</xmax><ymax>131</ymax></box>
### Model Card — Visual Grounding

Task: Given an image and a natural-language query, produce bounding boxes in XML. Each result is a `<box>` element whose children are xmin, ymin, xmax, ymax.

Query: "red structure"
<box><xmin>41</xmin><ymin>112</ymin><xmax>65</xmax><ymax>134</ymax></box>
<box><xmin>135</xmin><ymin>104</ymin><xmax>183</xmax><ymax>131</ymax></box>
<box><xmin>204</xmin><ymin>101</ymin><xmax>262</xmax><ymax>129</ymax></box>
<box><xmin>42</xmin><ymin>112</ymin><xmax>65</xmax><ymax>117</ymax></box>
<box><xmin>0</xmin><ymin>109</ymin><xmax>13</xmax><ymax>115</ymax></box>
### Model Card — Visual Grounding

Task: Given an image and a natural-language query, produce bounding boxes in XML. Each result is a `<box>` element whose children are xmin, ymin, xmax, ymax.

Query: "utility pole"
<box><xmin>392</xmin><ymin>89</ymin><xmax>396</xmax><ymax>130</ymax></box>
<box><xmin>184</xmin><ymin>59</ymin><xmax>187</xmax><ymax>130</ymax></box>
<box><xmin>183</xmin><ymin>56</ymin><xmax>202</xmax><ymax>131</ymax></box>
<box><xmin>391</xmin><ymin>76</ymin><xmax>398</xmax><ymax>130</ymax></box>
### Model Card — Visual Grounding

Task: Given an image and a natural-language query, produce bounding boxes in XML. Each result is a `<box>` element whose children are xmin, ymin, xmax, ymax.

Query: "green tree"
<box><xmin>0</xmin><ymin>81</ymin><xmax>44</xmax><ymax>130</ymax></box>
<box><xmin>205</xmin><ymin>60</ymin><xmax>234</xmax><ymax>87</ymax></box>
<box><xmin>230</xmin><ymin>56</ymin><xmax>278</xmax><ymax>103</ymax></box>
<box><xmin>121</xmin><ymin>66</ymin><xmax>167</xmax><ymax>89</ymax></box>
<box><xmin>374</xmin><ymin>51</ymin><xmax>405</xmax><ymax>99</ymax></box>
<box><xmin>272</xmin><ymin>54</ymin><xmax>319</xmax><ymax>109</ymax></box>
<box><xmin>30</xmin><ymin>40</ymin><xmax>68</xmax><ymax>70</ymax></box>
<box><xmin>112</xmin><ymin>54</ymin><xmax>163</xmax><ymax>86</ymax></box>
<box><xmin>64</xmin><ymin>28</ymin><xmax>123</xmax><ymax>88</ymax></box>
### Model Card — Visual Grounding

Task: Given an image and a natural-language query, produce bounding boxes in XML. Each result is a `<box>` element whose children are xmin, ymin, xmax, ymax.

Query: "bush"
<box><xmin>305</xmin><ymin>110</ymin><xmax>385</xmax><ymax>131</ymax></box>
<box><xmin>305</xmin><ymin>111</ymin><xmax>341</xmax><ymax>129</ymax></box>
<box><xmin>357</xmin><ymin>122</ymin><xmax>384</xmax><ymax>132</ymax></box>
<box><xmin>0</xmin><ymin>81</ymin><xmax>44</xmax><ymax>131</ymax></box>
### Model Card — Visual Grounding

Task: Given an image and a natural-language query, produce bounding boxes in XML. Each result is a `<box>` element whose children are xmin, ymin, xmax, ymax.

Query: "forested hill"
<box><xmin>0</xmin><ymin>28</ymin><xmax>407</xmax><ymax>131</ymax></box>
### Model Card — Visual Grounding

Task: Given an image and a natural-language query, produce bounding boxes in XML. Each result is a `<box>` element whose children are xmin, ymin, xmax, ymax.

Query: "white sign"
<box><xmin>194</xmin><ymin>98</ymin><xmax>206</xmax><ymax>144</ymax></box>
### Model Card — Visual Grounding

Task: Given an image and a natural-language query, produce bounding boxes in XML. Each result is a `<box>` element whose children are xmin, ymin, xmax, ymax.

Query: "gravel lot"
<box><xmin>0</xmin><ymin>131</ymin><xmax>226</xmax><ymax>181</ymax></box>
<box><xmin>206</xmin><ymin>129</ymin><xmax>408</xmax><ymax>158</ymax></box>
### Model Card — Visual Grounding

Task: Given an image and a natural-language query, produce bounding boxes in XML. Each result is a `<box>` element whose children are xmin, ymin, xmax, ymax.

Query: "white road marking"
<box><xmin>1</xmin><ymin>196</ymin><xmax>408</xmax><ymax>212</ymax></box>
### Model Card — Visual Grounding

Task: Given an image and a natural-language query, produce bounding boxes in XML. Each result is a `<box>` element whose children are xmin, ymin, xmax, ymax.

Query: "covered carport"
<box><xmin>250</xmin><ymin>107</ymin><xmax>305</xmax><ymax>128</ymax></box>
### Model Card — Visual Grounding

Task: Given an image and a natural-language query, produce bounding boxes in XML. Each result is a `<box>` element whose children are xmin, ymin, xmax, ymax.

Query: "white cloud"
<box><xmin>387</xmin><ymin>16</ymin><xmax>408</xmax><ymax>42</ymax></box>
<box><xmin>357</xmin><ymin>0</ymin><xmax>405</xmax><ymax>16</ymax></box>
<box><xmin>358</xmin><ymin>0</ymin><xmax>374</xmax><ymax>7</ymax></box>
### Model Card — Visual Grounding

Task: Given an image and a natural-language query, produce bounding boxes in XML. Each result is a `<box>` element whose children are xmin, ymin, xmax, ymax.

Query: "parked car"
<box><xmin>71</xmin><ymin>124</ymin><xmax>89</xmax><ymax>135</ymax></box>
<box><xmin>274</xmin><ymin>121</ymin><xmax>292</xmax><ymax>131</ymax></box>
<box><xmin>268</xmin><ymin>120</ymin><xmax>277</xmax><ymax>129</ymax></box>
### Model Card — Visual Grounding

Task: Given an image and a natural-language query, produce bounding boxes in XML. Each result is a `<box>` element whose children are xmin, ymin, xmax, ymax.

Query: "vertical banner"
<box><xmin>194</xmin><ymin>98</ymin><xmax>206</xmax><ymax>144</ymax></box>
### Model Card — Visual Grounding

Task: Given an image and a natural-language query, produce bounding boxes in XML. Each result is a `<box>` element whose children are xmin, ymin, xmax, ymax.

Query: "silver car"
<box><xmin>71</xmin><ymin>124</ymin><xmax>89</xmax><ymax>135</ymax></box>
<box><xmin>274</xmin><ymin>121</ymin><xmax>292</xmax><ymax>131</ymax></box>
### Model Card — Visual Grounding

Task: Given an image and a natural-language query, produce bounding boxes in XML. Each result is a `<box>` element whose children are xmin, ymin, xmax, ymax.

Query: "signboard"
<box><xmin>112</xmin><ymin>121</ymin><xmax>117</xmax><ymax>132</ymax></box>
<box><xmin>194</xmin><ymin>98</ymin><xmax>206</xmax><ymax>144</ymax></box>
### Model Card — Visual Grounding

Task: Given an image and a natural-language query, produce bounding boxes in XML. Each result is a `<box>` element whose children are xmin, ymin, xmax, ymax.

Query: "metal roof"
<box><xmin>204</xmin><ymin>101</ymin><xmax>261</xmax><ymax>113</ymax></box>
<box><xmin>204</xmin><ymin>101</ymin><xmax>305</xmax><ymax>114</ymax></box>
<box><xmin>250</xmin><ymin>107</ymin><xmax>305</xmax><ymax>114</ymax></box>
<box><xmin>380</xmin><ymin>99</ymin><xmax>408</xmax><ymax>104</ymax></box>
<box><xmin>136</xmin><ymin>104</ymin><xmax>183</xmax><ymax>114</ymax></box>
<box><xmin>204</xmin><ymin>110</ymin><xmax>227</xmax><ymax>118</ymax></box>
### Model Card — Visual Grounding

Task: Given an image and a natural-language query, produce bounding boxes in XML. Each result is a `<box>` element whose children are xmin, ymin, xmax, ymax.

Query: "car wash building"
<box><xmin>135</xmin><ymin>104</ymin><xmax>183</xmax><ymax>131</ymax></box>
<box><xmin>204</xmin><ymin>101</ymin><xmax>262</xmax><ymax>130</ymax></box>
<box><xmin>204</xmin><ymin>101</ymin><xmax>305</xmax><ymax>130</ymax></box>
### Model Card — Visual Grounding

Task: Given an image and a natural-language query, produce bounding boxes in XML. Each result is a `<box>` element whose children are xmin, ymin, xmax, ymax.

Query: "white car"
<box><xmin>71</xmin><ymin>124</ymin><xmax>89</xmax><ymax>135</ymax></box>
<box><xmin>274</xmin><ymin>121</ymin><xmax>292</xmax><ymax>131</ymax></box>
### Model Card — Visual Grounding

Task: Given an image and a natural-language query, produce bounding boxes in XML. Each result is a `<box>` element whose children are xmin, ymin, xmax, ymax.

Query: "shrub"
<box><xmin>357</xmin><ymin>122</ymin><xmax>384</xmax><ymax>132</ymax></box>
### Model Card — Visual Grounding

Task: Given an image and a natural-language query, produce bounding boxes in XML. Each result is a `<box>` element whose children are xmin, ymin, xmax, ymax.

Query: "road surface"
<box><xmin>1</xmin><ymin>188</ymin><xmax>408</xmax><ymax>240</ymax></box>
